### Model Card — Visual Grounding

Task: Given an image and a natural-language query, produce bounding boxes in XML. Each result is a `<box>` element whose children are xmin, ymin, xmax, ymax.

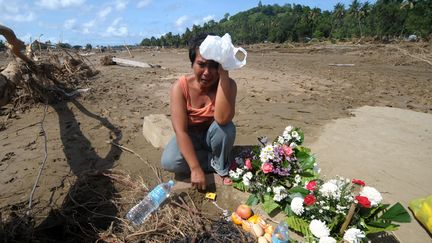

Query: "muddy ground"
<box><xmin>0</xmin><ymin>42</ymin><xmax>431</xmax><ymax>241</ymax></box>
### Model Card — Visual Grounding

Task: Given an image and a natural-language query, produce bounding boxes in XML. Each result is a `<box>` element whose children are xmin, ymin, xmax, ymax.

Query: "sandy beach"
<box><xmin>1</xmin><ymin>42</ymin><xmax>431</xmax><ymax>241</ymax></box>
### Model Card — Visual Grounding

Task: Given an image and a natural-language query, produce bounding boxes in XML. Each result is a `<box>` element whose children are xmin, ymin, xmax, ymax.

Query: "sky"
<box><xmin>1</xmin><ymin>0</ymin><xmax>373</xmax><ymax>46</ymax></box>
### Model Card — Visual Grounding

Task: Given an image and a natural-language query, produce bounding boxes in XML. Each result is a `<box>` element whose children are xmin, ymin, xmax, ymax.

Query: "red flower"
<box><xmin>304</xmin><ymin>195</ymin><xmax>316</xmax><ymax>206</ymax></box>
<box><xmin>355</xmin><ymin>196</ymin><xmax>371</xmax><ymax>208</ymax></box>
<box><xmin>352</xmin><ymin>179</ymin><xmax>366</xmax><ymax>186</ymax></box>
<box><xmin>306</xmin><ymin>181</ymin><xmax>317</xmax><ymax>191</ymax></box>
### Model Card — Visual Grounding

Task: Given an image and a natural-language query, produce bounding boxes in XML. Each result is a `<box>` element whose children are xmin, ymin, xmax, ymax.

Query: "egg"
<box><xmin>252</xmin><ymin>223</ymin><xmax>264</xmax><ymax>237</ymax></box>
<box><xmin>258</xmin><ymin>236</ymin><xmax>268</xmax><ymax>243</ymax></box>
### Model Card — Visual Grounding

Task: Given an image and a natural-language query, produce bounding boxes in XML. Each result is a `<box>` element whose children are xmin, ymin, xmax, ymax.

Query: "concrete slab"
<box><xmin>142</xmin><ymin>114</ymin><xmax>174</xmax><ymax>148</ymax></box>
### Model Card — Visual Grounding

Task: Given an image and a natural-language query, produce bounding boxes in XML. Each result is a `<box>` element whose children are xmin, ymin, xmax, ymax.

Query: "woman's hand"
<box><xmin>218</xmin><ymin>64</ymin><xmax>229</xmax><ymax>79</ymax></box>
<box><xmin>191</xmin><ymin>167</ymin><xmax>206</xmax><ymax>190</ymax></box>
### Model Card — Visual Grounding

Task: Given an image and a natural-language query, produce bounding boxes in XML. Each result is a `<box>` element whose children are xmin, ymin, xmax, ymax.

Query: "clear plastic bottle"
<box><xmin>272</xmin><ymin>221</ymin><xmax>289</xmax><ymax>243</ymax></box>
<box><xmin>126</xmin><ymin>180</ymin><xmax>175</xmax><ymax>225</ymax></box>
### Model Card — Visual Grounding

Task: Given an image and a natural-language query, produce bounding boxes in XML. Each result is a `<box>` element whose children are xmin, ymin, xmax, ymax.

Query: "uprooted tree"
<box><xmin>0</xmin><ymin>24</ymin><xmax>98</xmax><ymax>110</ymax></box>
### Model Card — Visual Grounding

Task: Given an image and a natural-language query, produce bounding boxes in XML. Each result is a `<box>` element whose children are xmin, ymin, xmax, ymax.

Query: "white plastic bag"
<box><xmin>199</xmin><ymin>33</ymin><xmax>247</xmax><ymax>70</ymax></box>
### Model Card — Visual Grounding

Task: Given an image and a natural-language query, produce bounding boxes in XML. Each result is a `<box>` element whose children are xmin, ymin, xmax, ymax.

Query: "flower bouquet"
<box><xmin>229</xmin><ymin>126</ymin><xmax>319</xmax><ymax>214</ymax></box>
<box><xmin>229</xmin><ymin>125</ymin><xmax>411</xmax><ymax>242</ymax></box>
<box><xmin>287</xmin><ymin>177</ymin><xmax>411</xmax><ymax>242</ymax></box>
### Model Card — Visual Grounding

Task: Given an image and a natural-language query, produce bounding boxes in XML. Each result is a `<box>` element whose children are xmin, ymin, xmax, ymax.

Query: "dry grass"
<box><xmin>0</xmin><ymin>169</ymin><xmax>254</xmax><ymax>242</ymax></box>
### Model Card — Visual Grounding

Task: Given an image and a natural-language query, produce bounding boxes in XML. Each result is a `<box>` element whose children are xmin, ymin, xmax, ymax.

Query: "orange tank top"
<box><xmin>179</xmin><ymin>76</ymin><xmax>215</xmax><ymax>126</ymax></box>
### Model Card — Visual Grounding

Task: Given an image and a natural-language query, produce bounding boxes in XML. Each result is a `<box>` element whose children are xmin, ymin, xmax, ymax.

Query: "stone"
<box><xmin>142</xmin><ymin>114</ymin><xmax>174</xmax><ymax>148</ymax></box>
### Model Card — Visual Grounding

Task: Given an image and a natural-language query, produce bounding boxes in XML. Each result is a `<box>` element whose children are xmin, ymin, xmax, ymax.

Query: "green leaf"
<box><xmin>283</xmin><ymin>203</ymin><xmax>294</xmax><ymax>216</ymax></box>
<box><xmin>246</xmin><ymin>194</ymin><xmax>260</xmax><ymax>206</ymax></box>
<box><xmin>262</xmin><ymin>194</ymin><xmax>280</xmax><ymax>214</ymax></box>
<box><xmin>232</xmin><ymin>181</ymin><xmax>247</xmax><ymax>192</ymax></box>
<box><xmin>288</xmin><ymin>186</ymin><xmax>309</xmax><ymax>196</ymax></box>
<box><xmin>365</xmin><ymin>223</ymin><xmax>399</xmax><ymax>234</ymax></box>
<box><xmin>380</xmin><ymin>203</ymin><xmax>412</xmax><ymax>223</ymax></box>
<box><xmin>286</xmin><ymin>216</ymin><xmax>311</xmax><ymax>237</ymax></box>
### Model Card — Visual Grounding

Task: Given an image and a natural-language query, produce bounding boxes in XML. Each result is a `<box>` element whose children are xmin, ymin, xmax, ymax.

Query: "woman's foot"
<box><xmin>214</xmin><ymin>173</ymin><xmax>233</xmax><ymax>186</ymax></box>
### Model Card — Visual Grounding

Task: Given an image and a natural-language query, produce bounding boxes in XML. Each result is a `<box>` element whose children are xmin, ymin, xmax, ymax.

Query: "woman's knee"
<box><xmin>210</xmin><ymin>121</ymin><xmax>236</xmax><ymax>138</ymax></box>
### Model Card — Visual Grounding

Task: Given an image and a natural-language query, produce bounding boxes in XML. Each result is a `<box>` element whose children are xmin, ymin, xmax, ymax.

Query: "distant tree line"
<box><xmin>140</xmin><ymin>0</ymin><xmax>432</xmax><ymax>47</ymax></box>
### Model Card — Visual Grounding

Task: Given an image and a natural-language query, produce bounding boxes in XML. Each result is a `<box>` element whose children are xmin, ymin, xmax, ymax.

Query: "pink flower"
<box><xmin>245</xmin><ymin>159</ymin><xmax>252</xmax><ymax>170</ymax></box>
<box><xmin>261</xmin><ymin>163</ymin><xmax>273</xmax><ymax>174</ymax></box>
<box><xmin>282</xmin><ymin>144</ymin><xmax>294</xmax><ymax>157</ymax></box>
<box><xmin>352</xmin><ymin>179</ymin><xmax>366</xmax><ymax>186</ymax></box>
<box><xmin>306</xmin><ymin>181</ymin><xmax>317</xmax><ymax>191</ymax></box>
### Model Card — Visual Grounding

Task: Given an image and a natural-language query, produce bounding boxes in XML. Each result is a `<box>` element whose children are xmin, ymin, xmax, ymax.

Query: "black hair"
<box><xmin>188</xmin><ymin>32</ymin><xmax>215</xmax><ymax>67</ymax></box>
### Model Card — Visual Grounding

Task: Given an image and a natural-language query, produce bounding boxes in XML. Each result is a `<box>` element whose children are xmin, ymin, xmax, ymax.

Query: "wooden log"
<box><xmin>112</xmin><ymin>57</ymin><xmax>151</xmax><ymax>68</ymax></box>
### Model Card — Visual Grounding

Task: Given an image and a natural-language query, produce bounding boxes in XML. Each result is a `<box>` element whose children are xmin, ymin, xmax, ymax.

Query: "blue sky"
<box><xmin>1</xmin><ymin>0</ymin><xmax>372</xmax><ymax>46</ymax></box>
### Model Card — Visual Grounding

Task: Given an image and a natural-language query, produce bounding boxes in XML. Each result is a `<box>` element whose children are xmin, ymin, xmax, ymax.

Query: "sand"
<box><xmin>0</xmin><ymin>42</ymin><xmax>431</xmax><ymax>241</ymax></box>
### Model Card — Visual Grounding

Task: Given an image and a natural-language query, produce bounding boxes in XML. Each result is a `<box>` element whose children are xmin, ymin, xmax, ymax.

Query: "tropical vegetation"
<box><xmin>140</xmin><ymin>0</ymin><xmax>432</xmax><ymax>47</ymax></box>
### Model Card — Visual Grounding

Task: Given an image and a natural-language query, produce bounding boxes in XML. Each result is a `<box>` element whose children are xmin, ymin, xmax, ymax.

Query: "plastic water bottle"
<box><xmin>126</xmin><ymin>180</ymin><xmax>175</xmax><ymax>225</ymax></box>
<box><xmin>272</xmin><ymin>221</ymin><xmax>289</xmax><ymax>243</ymax></box>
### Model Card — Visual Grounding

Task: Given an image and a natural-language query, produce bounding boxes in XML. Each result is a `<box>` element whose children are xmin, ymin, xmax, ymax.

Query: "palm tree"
<box><xmin>400</xmin><ymin>0</ymin><xmax>417</xmax><ymax>37</ymax></box>
<box><xmin>331</xmin><ymin>3</ymin><xmax>346</xmax><ymax>38</ymax></box>
<box><xmin>349</xmin><ymin>0</ymin><xmax>362</xmax><ymax>37</ymax></box>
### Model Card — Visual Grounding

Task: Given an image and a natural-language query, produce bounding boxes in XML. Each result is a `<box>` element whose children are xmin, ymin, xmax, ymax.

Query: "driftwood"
<box><xmin>328</xmin><ymin>63</ymin><xmax>355</xmax><ymax>67</ymax></box>
<box><xmin>0</xmin><ymin>24</ymin><xmax>98</xmax><ymax>110</ymax></box>
<box><xmin>112</xmin><ymin>57</ymin><xmax>151</xmax><ymax>68</ymax></box>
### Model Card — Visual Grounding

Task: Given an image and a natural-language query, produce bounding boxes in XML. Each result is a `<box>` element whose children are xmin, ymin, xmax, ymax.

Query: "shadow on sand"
<box><xmin>1</xmin><ymin>99</ymin><xmax>124</xmax><ymax>242</ymax></box>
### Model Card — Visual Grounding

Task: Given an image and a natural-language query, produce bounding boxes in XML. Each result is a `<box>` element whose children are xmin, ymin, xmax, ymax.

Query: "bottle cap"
<box><xmin>168</xmin><ymin>180</ymin><xmax>175</xmax><ymax>186</ymax></box>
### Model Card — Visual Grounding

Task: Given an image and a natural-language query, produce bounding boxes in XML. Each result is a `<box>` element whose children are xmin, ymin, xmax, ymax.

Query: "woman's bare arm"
<box><xmin>170</xmin><ymin>79</ymin><xmax>206</xmax><ymax>190</ymax></box>
<box><xmin>214</xmin><ymin>67</ymin><xmax>237</xmax><ymax>125</ymax></box>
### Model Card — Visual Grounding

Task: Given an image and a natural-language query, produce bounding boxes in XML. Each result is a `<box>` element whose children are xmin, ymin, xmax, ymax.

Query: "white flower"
<box><xmin>319</xmin><ymin>181</ymin><xmax>340</xmax><ymax>199</ymax></box>
<box><xmin>289</xmin><ymin>142</ymin><xmax>297</xmax><ymax>148</ymax></box>
<box><xmin>282</xmin><ymin>131</ymin><xmax>292</xmax><ymax>141</ymax></box>
<box><xmin>294</xmin><ymin>174</ymin><xmax>301</xmax><ymax>183</ymax></box>
<box><xmin>260</xmin><ymin>144</ymin><xmax>275</xmax><ymax>163</ymax></box>
<box><xmin>360</xmin><ymin>186</ymin><xmax>382</xmax><ymax>207</ymax></box>
<box><xmin>229</xmin><ymin>170</ymin><xmax>240</xmax><ymax>179</ymax></box>
<box><xmin>319</xmin><ymin>236</ymin><xmax>337</xmax><ymax>243</ymax></box>
<box><xmin>285</xmin><ymin>126</ymin><xmax>293</xmax><ymax>132</ymax></box>
<box><xmin>343</xmin><ymin>228</ymin><xmax>365</xmax><ymax>243</ymax></box>
<box><xmin>277</xmin><ymin>136</ymin><xmax>284</xmax><ymax>144</ymax></box>
<box><xmin>309</xmin><ymin>219</ymin><xmax>330</xmax><ymax>238</ymax></box>
<box><xmin>290</xmin><ymin>197</ymin><xmax>304</xmax><ymax>215</ymax></box>
<box><xmin>273</xmin><ymin>186</ymin><xmax>288</xmax><ymax>202</ymax></box>
<box><xmin>291</xmin><ymin>131</ymin><xmax>300</xmax><ymax>141</ymax></box>
<box><xmin>242</xmin><ymin>172</ymin><xmax>253</xmax><ymax>186</ymax></box>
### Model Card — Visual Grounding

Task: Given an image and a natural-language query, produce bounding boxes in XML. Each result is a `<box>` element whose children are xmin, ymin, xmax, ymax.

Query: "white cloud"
<box><xmin>83</xmin><ymin>20</ymin><xmax>96</xmax><ymax>28</ymax></box>
<box><xmin>114</xmin><ymin>0</ymin><xmax>128</xmax><ymax>10</ymax></box>
<box><xmin>64</xmin><ymin>18</ymin><xmax>77</xmax><ymax>29</ymax></box>
<box><xmin>112</xmin><ymin>17</ymin><xmax>122</xmax><ymax>26</ymax></box>
<box><xmin>36</xmin><ymin>0</ymin><xmax>86</xmax><ymax>9</ymax></box>
<box><xmin>82</xmin><ymin>19</ymin><xmax>96</xmax><ymax>34</ymax></box>
<box><xmin>98</xmin><ymin>6</ymin><xmax>112</xmax><ymax>18</ymax></box>
<box><xmin>202</xmin><ymin>15</ymin><xmax>214</xmax><ymax>23</ymax></box>
<box><xmin>106</xmin><ymin>26</ymin><xmax>128</xmax><ymax>37</ymax></box>
<box><xmin>3</xmin><ymin>12</ymin><xmax>36</xmax><ymax>22</ymax></box>
<box><xmin>137</xmin><ymin>0</ymin><xmax>151</xmax><ymax>8</ymax></box>
<box><xmin>0</xmin><ymin>0</ymin><xmax>36</xmax><ymax>22</ymax></box>
<box><xmin>175</xmin><ymin>15</ymin><xmax>188</xmax><ymax>28</ymax></box>
<box><xmin>103</xmin><ymin>17</ymin><xmax>128</xmax><ymax>37</ymax></box>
